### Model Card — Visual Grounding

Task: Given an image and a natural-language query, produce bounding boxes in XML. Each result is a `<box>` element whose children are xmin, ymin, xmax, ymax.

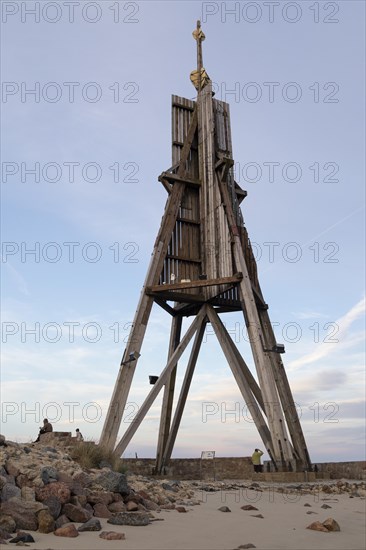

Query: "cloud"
<box><xmin>288</xmin><ymin>296</ymin><xmax>365</xmax><ymax>370</ymax></box>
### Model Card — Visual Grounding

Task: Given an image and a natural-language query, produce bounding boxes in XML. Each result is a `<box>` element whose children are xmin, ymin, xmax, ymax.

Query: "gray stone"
<box><xmin>43</xmin><ymin>495</ymin><xmax>62</xmax><ymax>519</ymax></box>
<box><xmin>55</xmin><ymin>514</ymin><xmax>69</xmax><ymax>529</ymax></box>
<box><xmin>41</xmin><ymin>466</ymin><xmax>58</xmax><ymax>484</ymax></box>
<box><xmin>9</xmin><ymin>532</ymin><xmax>35</xmax><ymax>543</ymax></box>
<box><xmin>94</xmin><ymin>471</ymin><xmax>129</xmax><ymax>495</ymax></box>
<box><xmin>107</xmin><ymin>512</ymin><xmax>150</xmax><ymax>526</ymax></box>
<box><xmin>162</xmin><ymin>482</ymin><xmax>178</xmax><ymax>492</ymax></box>
<box><xmin>1</xmin><ymin>483</ymin><xmax>21</xmax><ymax>501</ymax></box>
<box><xmin>78</xmin><ymin>518</ymin><xmax>102</xmax><ymax>532</ymax></box>
<box><xmin>218</xmin><ymin>506</ymin><xmax>231</xmax><ymax>512</ymax></box>
<box><xmin>0</xmin><ymin>528</ymin><xmax>12</xmax><ymax>539</ymax></box>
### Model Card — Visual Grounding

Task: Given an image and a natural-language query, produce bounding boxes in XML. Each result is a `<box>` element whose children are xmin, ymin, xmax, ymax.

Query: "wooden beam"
<box><xmin>258</xmin><ymin>308</ymin><xmax>312</xmax><ymax>470</ymax></box>
<box><xmin>147</xmin><ymin>273</ymin><xmax>242</xmax><ymax>293</ymax></box>
<box><xmin>160</xmin><ymin>318</ymin><xmax>207</xmax><ymax>471</ymax></box>
<box><xmin>146</xmin><ymin>290</ymin><xmax>206</xmax><ymax>304</ymax></box>
<box><xmin>113</xmin><ymin>306</ymin><xmax>207</xmax><ymax>457</ymax></box>
<box><xmin>155</xmin><ymin>315</ymin><xmax>182</xmax><ymax>472</ymax></box>
<box><xmin>206</xmin><ymin>306</ymin><xmax>276</xmax><ymax>461</ymax></box>
<box><xmin>216</xmin><ymin>168</ymin><xmax>293</xmax><ymax>465</ymax></box>
<box><xmin>153</xmin><ymin>298</ymin><xmax>177</xmax><ymax>316</ymax></box>
<box><xmin>159</xmin><ymin>178</ymin><xmax>172</xmax><ymax>194</ymax></box>
<box><xmin>159</xmin><ymin>171</ymin><xmax>201</xmax><ymax>188</ymax></box>
<box><xmin>99</xmin><ymin>108</ymin><xmax>198</xmax><ymax>451</ymax></box>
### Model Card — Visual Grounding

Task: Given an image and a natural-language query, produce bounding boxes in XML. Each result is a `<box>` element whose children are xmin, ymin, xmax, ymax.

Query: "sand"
<box><xmin>10</xmin><ymin>484</ymin><xmax>366</xmax><ymax>550</ymax></box>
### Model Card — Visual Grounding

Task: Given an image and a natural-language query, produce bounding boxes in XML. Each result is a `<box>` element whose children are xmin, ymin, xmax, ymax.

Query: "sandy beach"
<box><xmin>19</xmin><ymin>483</ymin><xmax>365</xmax><ymax>550</ymax></box>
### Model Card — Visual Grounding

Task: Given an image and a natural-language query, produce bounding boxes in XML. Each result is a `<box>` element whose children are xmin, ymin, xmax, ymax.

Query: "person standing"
<box><xmin>252</xmin><ymin>448</ymin><xmax>264</xmax><ymax>473</ymax></box>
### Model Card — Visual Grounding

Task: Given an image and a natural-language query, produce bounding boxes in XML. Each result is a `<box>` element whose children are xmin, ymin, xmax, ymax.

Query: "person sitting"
<box><xmin>75</xmin><ymin>428</ymin><xmax>84</xmax><ymax>441</ymax></box>
<box><xmin>34</xmin><ymin>418</ymin><xmax>53</xmax><ymax>442</ymax></box>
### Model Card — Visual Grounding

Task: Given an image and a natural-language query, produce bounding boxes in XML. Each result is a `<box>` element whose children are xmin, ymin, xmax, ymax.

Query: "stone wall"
<box><xmin>315</xmin><ymin>461</ymin><xmax>366</xmax><ymax>480</ymax></box>
<box><xmin>121</xmin><ymin>457</ymin><xmax>366</xmax><ymax>481</ymax></box>
<box><xmin>122</xmin><ymin>457</ymin><xmax>253</xmax><ymax>480</ymax></box>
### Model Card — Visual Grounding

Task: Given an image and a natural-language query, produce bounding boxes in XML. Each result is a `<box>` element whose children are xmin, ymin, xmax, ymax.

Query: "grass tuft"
<box><xmin>70</xmin><ymin>440</ymin><xmax>126</xmax><ymax>473</ymax></box>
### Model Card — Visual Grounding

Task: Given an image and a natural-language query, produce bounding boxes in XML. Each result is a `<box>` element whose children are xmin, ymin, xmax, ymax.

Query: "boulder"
<box><xmin>0</xmin><ymin>528</ymin><xmax>12</xmax><ymax>540</ymax></box>
<box><xmin>87</xmin><ymin>490</ymin><xmax>114</xmax><ymax>505</ymax></box>
<box><xmin>323</xmin><ymin>517</ymin><xmax>340</xmax><ymax>531</ymax></box>
<box><xmin>36</xmin><ymin>481</ymin><xmax>71</xmax><ymax>504</ymax></box>
<box><xmin>142</xmin><ymin>499</ymin><xmax>158</xmax><ymax>511</ymax></box>
<box><xmin>5</xmin><ymin>460</ymin><xmax>20</xmax><ymax>478</ymax></box>
<box><xmin>55</xmin><ymin>514</ymin><xmax>69</xmax><ymax>529</ymax></box>
<box><xmin>78</xmin><ymin>518</ymin><xmax>102</xmax><ymax>532</ymax></box>
<box><xmin>37</xmin><ymin>509</ymin><xmax>55</xmax><ymax>533</ymax></box>
<box><xmin>99</xmin><ymin>530</ymin><xmax>126</xmax><ymax>540</ymax></box>
<box><xmin>108</xmin><ymin>512</ymin><xmax>150</xmax><ymax>526</ymax></box>
<box><xmin>241</xmin><ymin>505</ymin><xmax>258</xmax><ymax>511</ymax></box>
<box><xmin>16</xmin><ymin>474</ymin><xmax>35</xmax><ymax>489</ymax></box>
<box><xmin>126</xmin><ymin>501</ymin><xmax>139</xmax><ymax>512</ymax></box>
<box><xmin>176</xmin><ymin>506</ymin><xmax>187</xmax><ymax>513</ymax></box>
<box><xmin>0</xmin><ymin>499</ymin><xmax>46</xmax><ymax>530</ymax></box>
<box><xmin>54</xmin><ymin>524</ymin><xmax>79</xmax><ymax>537</ymax></box>
<box><xmin>43</xmin><ymin>495</ymin><xmax>62</xmax><ymax>519</ymax></box>
<box><xmin>108</xmin><ymin>501</ymin><xmax>126</xmax><ymax>513</ymax></box>
<box><xmin>0</xmin><ymin>514</ymin><xmax>16</xmax><ymax>533</ymax></box>
<box><xmin>62</xmin><ymin>503</ymin><xmax>92</xmax><ymax>523</ymax></box>
<box><xmin>306</xmin><ymin>521</ymin><xmax>329</xmax><ymax>532</ymax></box>
<box><xmin>218</xmin><ymin>506</ymin><xmax>231</xmax><ymax>512</ymax></box>
<box><xmin>94</xmin><ymin>471</ymin><xmax>129</xmax><ymax>495</ymax></box>
<box><xmin>41</xmin><ymin>466</ymin><xmax>58</xmax><ymax>484</ymax></box>
<box><xmin>72</xmin><ymin>471</ymin><xmax>92</xmax><ymax>488</ymax></box>
<box><xmin>1</xmin><ymin>483</ymin><xmax>21</xmax><ymax>501</ymax></box>
<box><xmin>9</xmin><ymin>532</ymin><xmax>35</xmax><ymax>544</ymax></box>
<box><xmin>93</xmin><ymin>503</ymin><xmax>112</xmax><ymax>518</ymax></box>
<box><xmin>21</xmin><ymin>486</ymin><xmax>35</xmax><ymax>501</ymax></box>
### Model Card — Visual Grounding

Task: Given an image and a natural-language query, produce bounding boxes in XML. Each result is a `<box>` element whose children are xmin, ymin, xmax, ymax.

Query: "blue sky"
<box><xmin>1</xmin><ymin>1</ymin><xmax>365</xmax><ymax>464</ymax></box>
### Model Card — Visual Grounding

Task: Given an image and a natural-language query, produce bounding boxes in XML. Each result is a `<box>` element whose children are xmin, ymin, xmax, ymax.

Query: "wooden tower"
<box><xmin>100</xmin><ymin>22</ymin><xmax>312</xmax><ymax>472</ymax></box>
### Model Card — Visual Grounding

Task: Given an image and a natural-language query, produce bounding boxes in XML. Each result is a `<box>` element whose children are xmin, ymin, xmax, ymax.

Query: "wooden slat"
<box><xmin>147</xmin><ymin>273</ymin><xmax>242</xmax><ymax>293</ymax></box>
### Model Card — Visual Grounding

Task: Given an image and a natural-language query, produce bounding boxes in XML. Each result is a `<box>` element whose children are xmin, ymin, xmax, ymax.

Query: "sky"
<box><xmin>1</xmin><ymin>0</ymin><xmax>365</xmax><ymax>464</ymax></box>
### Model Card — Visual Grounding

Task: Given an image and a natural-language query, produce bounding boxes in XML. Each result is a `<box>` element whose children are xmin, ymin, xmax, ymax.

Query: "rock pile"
<box><xmin>0</xmin><ymin>436</ymin><xmax>199</xmax><ymax>542</ymax></box>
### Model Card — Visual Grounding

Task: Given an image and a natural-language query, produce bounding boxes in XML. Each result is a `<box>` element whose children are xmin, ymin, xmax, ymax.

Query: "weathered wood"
<box><xmin>155</xmin><ymin>315</ymin><xmax>182</xmax><ymax>472</ymax></box>
<box><xmin>102</xmin><ymin>25</ymin><xmax>311</xmax><ymax>471</ymax></box>
<box><xmin>147</xmin><ymin>273</ymin><xmax>242</xmax><ymax>293</ymax></box>
<box><xmin>159</xmin><ymin>172</ymin><xmax>201</xmax><ymax>188</ymax></box>
<box><xmin>216</xmin><ymin>168</ymin><xmax>293</xmax><ymax>465</ymax></box>
<box><xmin>259</xmin><ymin>308</ymin><xmax>312</xmax><ymax>469</ymax></box>
<box><xmin>100</xmin><ymin>109</ymin><xmax>198</xmax><ymax>451</ymax></box>
<box><xmin>206</xmin><ymin>306</ymin><xmax>276</xmax><ymax>462</ymax></box>
<box><xmin>146</xmin><ymin>290</ymin><xmax>206</xmax><ymax>304</ymax></box>
<box><xmin>153</xmin><ymin>298</ymin><xmax>177</xmax><ymax>316</ymax></box>
<box><xmin>113</xmin><ymin>306</ymin><xmax>207</xmax><ymax>457</ymax></box>
<box><xmin>160</xmin><ymin>317</ymin><xmax>207</xmax><ymax>470</ymax></box>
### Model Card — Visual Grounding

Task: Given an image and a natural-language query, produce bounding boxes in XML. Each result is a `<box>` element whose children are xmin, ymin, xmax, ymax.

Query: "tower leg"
<box><xmin>206</xmin><ymin>306</ymin><xmax>276</xmax><ymax>463</ymax></box>
<box><xmin>155</xmin><ymin>315</ymin><xmax>183</xmax><ymax>473</ymax></box>
<box><xmin>100</xmin><ymin>110</ymin><xmax>198</xmax><ymax>451</ymax></box>
<box><xmin>160</xmin><ymin>317</ymin><xmax>208</xmax><ymax>472</ymax></box>
<box><xmin>113</xmin><ymin>306</ymin><xmax>208</xmax><ymax>457</ymax></box>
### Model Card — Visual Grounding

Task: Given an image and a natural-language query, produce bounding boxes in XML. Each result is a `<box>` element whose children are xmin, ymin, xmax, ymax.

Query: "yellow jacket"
<box><xmin>251</xmin><ymin>450</ymin><xmax>264</xmax><ymax>465</ymax></box>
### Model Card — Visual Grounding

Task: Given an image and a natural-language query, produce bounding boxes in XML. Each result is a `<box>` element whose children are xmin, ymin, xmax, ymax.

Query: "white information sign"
<box><xmin>201</xmin><ymin>451</ymin><xmax>215</xmax><ymax>460</ymax></box>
